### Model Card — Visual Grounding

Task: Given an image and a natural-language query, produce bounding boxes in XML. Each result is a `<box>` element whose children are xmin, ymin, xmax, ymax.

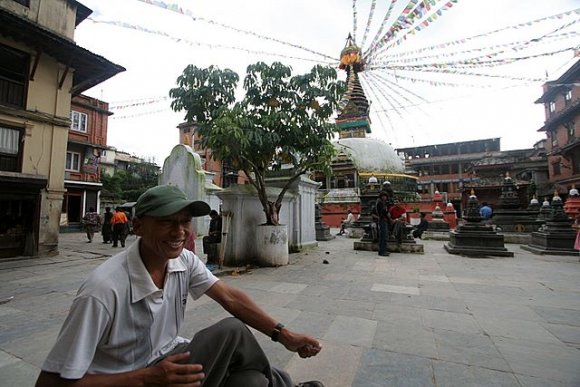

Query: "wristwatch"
<box><xmin>271</xmin><ymin>322</ymin><xmax>285</xmax><ymax>342</ymax></box>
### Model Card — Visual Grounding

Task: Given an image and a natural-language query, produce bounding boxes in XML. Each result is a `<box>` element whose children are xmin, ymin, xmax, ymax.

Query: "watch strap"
<box><xmin>271</xmin><ymin>322</ymin><xmax>285</xmax><ymax>342</ymax></box>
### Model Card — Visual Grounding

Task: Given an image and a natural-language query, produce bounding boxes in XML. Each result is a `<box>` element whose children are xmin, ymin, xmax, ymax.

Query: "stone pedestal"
<box><xmin>522</xmin><ymin>194</ymin><xmax>577</xmax><ymax>256</ymax></box>
<box><xmin>444</xmin><ymin>192</ymin><xmax>513</xmax><ymax>257</ymax></box>
<box><xmin>315</xmin><ymin>204</ymin><xmax>334</xmax><ymax>241</ymax></box>
<box><xmin>429</xmin><ymin>205</ymin><xmax>450</xmax><ymax>232</ymax></box>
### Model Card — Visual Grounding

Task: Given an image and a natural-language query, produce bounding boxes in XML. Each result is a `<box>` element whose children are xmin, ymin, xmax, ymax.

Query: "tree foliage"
<box><xmin>170</xmin><ymin>62</ymin><xmax>345</xmax><ymax>225</ymax></box>
<box><xmin>101</xmin><ymin>165</ymin><xmax>159</xmax><ymax>204</ymax></box>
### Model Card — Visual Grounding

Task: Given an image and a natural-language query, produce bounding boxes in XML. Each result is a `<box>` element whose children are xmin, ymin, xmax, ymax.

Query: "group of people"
<box><xmin>82</xmin><ymin>207</ymin><xmax>129</xmax><ymax>247</ymax></box>
<box><xmin>38</xmin><ymin>185</ymin><xmax>324</xmax><ymax>387</ymax></box>
<box><xmin>373</xmin><ymin>182</ymin><xmax>428</xmax><ymax>256</ymax></box>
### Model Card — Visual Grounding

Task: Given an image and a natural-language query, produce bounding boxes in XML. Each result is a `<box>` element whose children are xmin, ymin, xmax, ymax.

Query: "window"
<box><xmin>565</xmin><ymin>121</ymin><xmax>575</xmax><ymax>139</ymax></box>
<box><xmin>548</xmin><ymin>101</ymin><xmax>556</xmax><ymax>114</ymax></box>
<box><xmin>551</xmin><ymin>131</ymin><xmax>558</xmax><ymax>147</ymax></box>
<box><xmin>565</xmin><ymin>90</ymin><xmax>572</xmax><ymax>105</ymax></box>
<box><xmin>70</xmin><ymin>111</ymin><xmax>87</xmax><ymax>133</ymax></box>
<box><xmin>66</xmin><ymin>152</ymin><xmax>81</xmax><ymax>171</ymax></box>
<box><xmin>0</xmin><ymin>126</ymin><xmax>21</xmax><ymax>172</ymax></box>
<box><xmin>552</xmin><ymin>161</ymin><xmax>561</xmax><ymax>176</ymax></box>
<box><xmin>0</xmin><ymin>44</ymin><xmax>29</xmax><ymax>108</ymax></box>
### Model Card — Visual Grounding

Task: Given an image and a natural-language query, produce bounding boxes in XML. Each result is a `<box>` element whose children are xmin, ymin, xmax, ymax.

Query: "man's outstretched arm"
<box><xmin>35</xmin><ymin>353</ymin><xmax>204</xmax><ymax>387</ymax></box>
<box><xmin>205</xmin><ymin>280</ymin><xmax>322</xmax><ymax>358</ymax></box>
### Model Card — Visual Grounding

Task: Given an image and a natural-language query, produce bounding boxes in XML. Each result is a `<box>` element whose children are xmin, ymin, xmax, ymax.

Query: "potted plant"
<box><xmin>169</xmin><ymin>62</ymin><xmax>344</xmax><ymax>264</ymax></box>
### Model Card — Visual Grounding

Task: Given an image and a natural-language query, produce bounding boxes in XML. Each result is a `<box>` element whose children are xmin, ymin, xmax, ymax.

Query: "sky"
<box><xmin>74</xmin><ymin>0</ymin><xmax>580</xmax><ymax>166</ymax></box>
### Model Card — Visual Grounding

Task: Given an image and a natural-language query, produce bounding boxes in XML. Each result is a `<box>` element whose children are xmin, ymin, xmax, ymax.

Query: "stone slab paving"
<box><xmin>0</xmin><ymin>231</ymin><xmax>579</xmax><ymax>386</ymax></box>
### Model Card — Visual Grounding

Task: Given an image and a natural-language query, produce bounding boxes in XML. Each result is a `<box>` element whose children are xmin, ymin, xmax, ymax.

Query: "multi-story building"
<box><xmin>63</xmin><ymin>94</ymin><xmax>112</xmax><ymax>226</ymax></box>
<box><xmin>0</xmin><ymin>0</ymin><xmax>123</xmax><ymax>258</ymax></box>
<box><xmin>536</xmin><ymin>59</ymin><xmax>580</xmax><ymax>193</ymax></box>
<box><xmin>397</xmin><ymin>138</ymin><xmax>549</xmax><ymax>212</ymax></box>
<box><xmin>397</xmin><ymin>138</ymin><xmax>501</xmax><ymax>207</ymax></box>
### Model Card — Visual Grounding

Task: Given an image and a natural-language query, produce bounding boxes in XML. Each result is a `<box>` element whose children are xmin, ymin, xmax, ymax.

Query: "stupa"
<box><xmin>491</xmin><ymin>174</ymin><xmax>544</xmax><ymax>233</ymax></box>
<box><xmin>522</xmin><ymin>192</ymin><xmax>577</xmax><ymax>256</ymax></box>
<box><xmin>563</xmin><ymin>186</ymin><xmax>580</xmax><ymax>229</ymax></box>
<box><xmin>444</xmin><ymin>190</ymin><xmax>513</xmax><ymax>257</ymax></box>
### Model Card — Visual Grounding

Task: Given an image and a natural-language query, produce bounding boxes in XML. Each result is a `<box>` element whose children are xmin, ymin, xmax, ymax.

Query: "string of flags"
<box><xmin>377</xmin><ymin>32</ymin><xmax>579</xmax><ymax>66</ymax></box>
<box><xmin>379</xmin><ymin>46</ymin><xmax>575</xmax><ymax>71</ymax></box>
<box><xmin>135</xmin><ymin>0</ymin><xmax>336</xmax><ymax>61</ymax></box>
<box><xmin>363</xmin><ymin>0</ymin><xmax>398</xmax><ymax>59</ymax></box>
<box><xmin>367</xmin><ymin>0</ymin><xmax>459</xmax><ymax>61</ymax></box>
<box><xmin>359</xmin><ymin>0</ymin><xmax>378</xmax><ymax>49</ymax></box>
<box><xmin>352</xmin><ymin>0</ymin><xmax>358</xmax><ymax>43</ymax></box>
<box><xmin>375</xmin><ymin>8</ymin><xmax>580</xmax><ymax>61</ymax></box>
<box><xmin>110</xmin><ymin>96</ymin><xmax>169</xmax><ymax>110</ymax></box>
<box><xmin>89</xmin><ymin>19</ymin><xmax>335</xmax><ymax>65</ymax></box>
<box><xmin>373</xmin><ymin>69</ymin><xmax>500</xmax><ymax>88</ymax></box>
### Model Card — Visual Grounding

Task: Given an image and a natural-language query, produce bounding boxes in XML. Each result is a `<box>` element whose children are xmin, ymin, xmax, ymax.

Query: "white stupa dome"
<box><xmin>334</xmin><ymin>138</ymin><xmax>404</xmax><ymax>173</ymax></box>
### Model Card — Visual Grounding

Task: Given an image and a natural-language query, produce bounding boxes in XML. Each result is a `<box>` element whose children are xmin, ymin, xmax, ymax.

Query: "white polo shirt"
<box><xmin>41</xmin><ymin>240</ymin><xmax>219</xmax><ymax>379</ymax></box>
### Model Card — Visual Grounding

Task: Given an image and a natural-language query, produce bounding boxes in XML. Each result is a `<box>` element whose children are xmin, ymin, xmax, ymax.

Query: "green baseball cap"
<box><xmin>134</xmin><ymin>185</ymin><xmax>211</xmax><ymax>218</ymax></box>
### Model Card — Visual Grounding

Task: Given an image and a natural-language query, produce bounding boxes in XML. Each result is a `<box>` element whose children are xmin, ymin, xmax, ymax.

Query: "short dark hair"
<box><xmin>209</xmin><ymin>210</ymin><xmax>218</xmax><ymax>217</ymax></box>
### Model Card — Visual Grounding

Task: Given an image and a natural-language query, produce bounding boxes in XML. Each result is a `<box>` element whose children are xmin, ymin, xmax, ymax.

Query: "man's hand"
<box><xmin>148</xmin><ymin>352</ymin><xmax>205</xmax><ymax>386</ymax></box>
<box><xmin>279</xmin><ymin>330</ymin><xmax>322</xmax><ymax>359</ymax></box>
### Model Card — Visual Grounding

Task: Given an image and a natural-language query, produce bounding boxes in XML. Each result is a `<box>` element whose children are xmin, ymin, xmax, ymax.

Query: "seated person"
<box><xmin>35</xmin><ymin>185</ymin><xmax>323</xmax><ymax>387</ymax></box>
<box><xmin>412</xmin><ymin>212</ymin><xmax>429</xmax><ymax>239</ymax></box>
<box><xmin>337</xmin><ymin>210</ymin><xmax>355</xmax><ymax>235</ymax></box>
<box><xmin>203</xmin><ymin>210</ymin><xmax>222</xmax><ymax>264</ymax></box>
<box><xmin>388</xmin><ymin>200</ymin><xmax>407</xmax><ymax>245</ymax></box>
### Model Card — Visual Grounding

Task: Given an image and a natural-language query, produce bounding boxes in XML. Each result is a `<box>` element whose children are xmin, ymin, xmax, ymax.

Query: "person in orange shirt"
<box><xmin>110</xmin><ymin>207</ymin><xmax>129</xmax><ymax>248</ymax></box>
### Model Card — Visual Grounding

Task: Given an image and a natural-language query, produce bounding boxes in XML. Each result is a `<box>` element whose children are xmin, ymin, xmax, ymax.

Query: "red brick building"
<box><xmin>63</xmin><ymin>94</ymin><xmax>112</xmax><ymax>225</ymax></box>
<box><xmin>536</xmin><ymin>59</ymin><xmax>580</xmax><ymax>193</ymax></box>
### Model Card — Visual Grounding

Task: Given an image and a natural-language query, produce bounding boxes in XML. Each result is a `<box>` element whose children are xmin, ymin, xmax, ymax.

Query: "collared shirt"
<box><xmin>41</xmin><ymin>241</ymin><xmax>218</xmax><ymax>379</ymax></box>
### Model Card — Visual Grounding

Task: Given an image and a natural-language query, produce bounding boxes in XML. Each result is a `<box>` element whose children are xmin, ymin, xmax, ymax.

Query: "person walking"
<box><xmin>35</xmin><ymin>185</ymin><xmax>323</xmax><ymax>387</ymax></box>
<box><xmin>101</xmin><ymin>207</ymin><xmax>113</xmax><ymax>244</ymax></box>
<box><xmin>82</xmin><ymin>207</ymin><xmax>101</xmax><ymax>243</ymax></box>
<box><xmin>110</xmin><ymin>207</ymin><xmax>128</xmax><ymax>248</ymax></box>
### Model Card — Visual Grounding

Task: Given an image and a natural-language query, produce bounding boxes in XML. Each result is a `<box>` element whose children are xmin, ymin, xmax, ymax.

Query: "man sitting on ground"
<box><xmin>337</xmin><ymin>209</ymin><xmax>355</xmax><ymax>235</ymax></box>
<box><xmin>36</xmin><ymin>185</ymin><xmax>323</xmax><ymax>387</ymax></box>
<box><xmin>388</xmin><ymin>200</ymin><xmax>407</xmax><ymax>246</ymax></box>
<box><xmin>412</xmin><ymin>212</ymin><xmax>429</xmax><ymax>239</ymax></box>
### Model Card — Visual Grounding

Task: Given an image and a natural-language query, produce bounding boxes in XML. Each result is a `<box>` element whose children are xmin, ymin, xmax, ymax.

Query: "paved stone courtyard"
<box><xmin>1</xmin><ymin>231</ymin><xmax>579</xmax><ymax>386</ymax></box>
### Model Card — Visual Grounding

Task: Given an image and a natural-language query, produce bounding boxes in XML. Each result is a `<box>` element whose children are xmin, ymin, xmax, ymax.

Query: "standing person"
<box><xmin>203</xmin><ymin>209</ymin><xmax>222</xmax><ymax>265</ymax></box>
<box><xmin>35</xmin><ymin>185</ymin><xmax>323</xmax><ymax>387</ymax></box>
<box><xmin>376</xmin><ymin>191</ymin><xmax>390</xmax><ymax>256</ymax></box>
<box><xmin>82</xmin><ymin>207</ymin><xmax>101</xmax><ymax>243</ymax></box>
<box><xmin>111</xmin><ymin>206</ymin><xmax>128</xmax><ymax>248</ymax></box>
<box><xmin>101</xmin><ymin>207</ymin><xmax>113</xmax><ymax>244</ymax></box>
<box><xmin>388</xmin><ymin>200</ymin><xmax>407</xmax><ymax>246</ymax></box>
<box><xmin>337</xmin><ymin>209</ymin><xmax>355</xmax><ymax>235</ymax></box>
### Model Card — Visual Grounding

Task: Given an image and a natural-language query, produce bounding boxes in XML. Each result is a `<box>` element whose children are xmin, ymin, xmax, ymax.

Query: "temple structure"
<box><xmin>444</xmin><ymin>191</ymin><xmax>513</xmax><ymax>257</ymax></box>
<box><xmin>316</xmin><ymin>35</ymin><xmax>418</xmax><ymax>227</ymax></box>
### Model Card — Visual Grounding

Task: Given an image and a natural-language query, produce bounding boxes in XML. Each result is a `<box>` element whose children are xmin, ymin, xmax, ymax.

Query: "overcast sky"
<box><xmin>74</xmin><ymin>0</ymin><xmax>580</xmax><ymax>166</ymax></box>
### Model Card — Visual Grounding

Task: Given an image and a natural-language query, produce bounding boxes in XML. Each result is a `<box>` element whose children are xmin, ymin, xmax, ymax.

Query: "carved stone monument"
<box><xmin>444</xmin><ymin>191</ymin><xmax>513</xmax><ymax>257</ymax></box>
<box><xmin>522</xmin><ymin>193</ymin><xmax>577</xmax><ymax>256</ymax></box>
<box><xmin>492</xmin><ymin>175</ymin><xmax>544</xmax><ymax>233</ymax></box>
<box><xmin>315</xmin><ymin>204</ymin><xmax>334</xmax><ymax>241</ymax></box>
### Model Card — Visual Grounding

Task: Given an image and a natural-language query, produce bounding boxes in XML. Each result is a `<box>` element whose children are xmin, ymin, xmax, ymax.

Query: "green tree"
<box><xmin>170</xmin><ymin>62</ymin><xmax>345</xmax><ymax>225</ymax></box>
<box><xmin>101</xmin><ymin>164</ymin><xmax>159</xmax><ymax>204</ymax></box>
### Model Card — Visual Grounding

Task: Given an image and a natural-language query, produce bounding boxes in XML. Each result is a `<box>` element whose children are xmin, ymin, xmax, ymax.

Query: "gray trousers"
<box><xmin>153</xmin><ymin>318</ymin><xmax>293</xmax><ymax>387</ymax></box>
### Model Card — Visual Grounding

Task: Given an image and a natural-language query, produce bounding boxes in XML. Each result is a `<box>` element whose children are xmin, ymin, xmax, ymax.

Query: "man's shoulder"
<box><xmin>81</xmin><ymin>253</ymin><xmax>130</xmax><ymax>297</ymax></box>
